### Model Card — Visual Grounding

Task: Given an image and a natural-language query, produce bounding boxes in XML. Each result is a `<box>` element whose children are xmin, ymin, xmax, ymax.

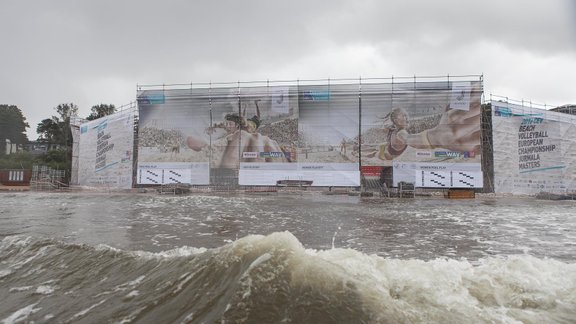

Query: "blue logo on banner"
<box><xmin>92</xmin><ymin>120</ymin><xmax>108</xmax><ymax>131</ymax></box>
<box><xmin>434</xmin><ymin>151</ymin><xmax>476</xmax><ymax>158</ymax></box>
<box><xmin>435</xmin><ymin>151</ymin><xmax>461</xmax><ymax>158</ymax></box>
<box><xmin>494</xmin><ymin>106</ymin><xmax>544</xmax><ymax>119</ymax></box>
<box><xmin>494</xmin><ymin>106</ymin><xmax>513</xmax><ymax>117</ymax></box>
<box><xmin>259</xmin><ymin>152</ymin><xmax>285</xmax><ymax>158</ymax></box>
<box><xmin>80</xmin><ymin>125</ymin><xmax>88</xmax><ymax>134</ymax></box>
<box><xmin>302</xmin><ymin>91</ymin><xmax>331</xmax><ymax>101</ymax></box>
<box><xmin>137</xmin><ymin>93</ymin><xmax>165</xmax><ymax>105</ymax></box>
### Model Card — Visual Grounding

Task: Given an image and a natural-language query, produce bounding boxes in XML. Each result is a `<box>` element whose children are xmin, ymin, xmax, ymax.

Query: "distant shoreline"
<box><xmin>2</xmin><ymin>183</ymin><xmax>574</xmax><ymax>201</ymax></box>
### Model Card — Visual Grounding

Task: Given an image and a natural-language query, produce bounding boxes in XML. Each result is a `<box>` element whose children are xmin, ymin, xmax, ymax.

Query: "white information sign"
<box><xmin>78</xmin><ymin>112</ymin><xmax>134</xmax><ymax>189</ymax></box>
<box><xmin>492</xmin><ymin>103</ymin><xmax>576</xmax><ymax>194</ymax></box>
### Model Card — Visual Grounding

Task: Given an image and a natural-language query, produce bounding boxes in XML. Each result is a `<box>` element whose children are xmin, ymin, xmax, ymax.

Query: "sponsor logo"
<box><xmin>521</xmin><ymin>117</ymin><xmax>544</xmax><ymax>125</ymax></box>
<box><xmin>420</xmin><ymin>165</ymin><xmax>448</xmax><ymax>170</ymax></box>
<box><xmin>415</xmin><ymin>150</ymin><xmax>432</xmax><ymax>158</ymax></box>
<box><xmin>80</xmin><ymin>125</ymin><xmax>88</xmax><ymax>134</ymax></box>
<box><xmin>137</xmin><ymin>93</ymin><xmax>165</xmax><ymax>105</ymax></box>
<box><xmin>259</xmin><ymin>152</ymin><xmax>285</xmax><ymax>158</ymax></box>
<box><xmin>361</xmin><ymin>166</ymin><xmax>383</xmax><ymax>177</ymax></box>
<box><xmin>301</xmin><ymin>90</ymin><xmax>330</xmax><ymax>101</ymax></box>
<box><xmin>449</xmin><ymin>82</ymin><xmax>471</xmax><ymax>111</ymax></box>
<box><xmin>95</xmin><ymin>120</ymin><xmax>108</xmax><ymax>132</ymax></box>
<box><xmin>242</xmin><ymin>152</ymin><xmax>258</xmax><ymax>159</ymax></box>
<box><xmin>494</xmin><ymin>106</ymin><xmax>544</xmax><ymax>119</ymax></box>
<box><xmin>434</xmin><ymin>151</ymin><xmax>476</xmax><ymax>158</ymax></box>
<box><xmin>494</xmin><ymin>106</ymin><xmax>513</xmax><ymax>117</ymax></box>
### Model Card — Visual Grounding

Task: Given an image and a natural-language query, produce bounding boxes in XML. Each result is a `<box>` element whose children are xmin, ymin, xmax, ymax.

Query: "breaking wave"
<box><xmin>1</xmin><ymin>233</ymin><xmax>575</xmax><ymax>323</ymax></box>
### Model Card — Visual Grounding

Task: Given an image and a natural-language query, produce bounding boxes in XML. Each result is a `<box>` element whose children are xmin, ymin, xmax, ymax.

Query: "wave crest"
<box><xmin>1</xmin><ymin>233</ymin><xmax>575</xmax><ymax>323</ymax></box>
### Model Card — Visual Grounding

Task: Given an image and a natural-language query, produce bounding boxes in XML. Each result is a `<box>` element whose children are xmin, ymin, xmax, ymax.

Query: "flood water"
<box><xmin>0</xmin><ymin>192</ymin><xmax>575</xmax><ymax>323</ymax></box>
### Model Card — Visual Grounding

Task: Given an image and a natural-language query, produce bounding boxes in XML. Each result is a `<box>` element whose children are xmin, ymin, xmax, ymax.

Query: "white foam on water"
<box><xmin>245</xmin><ymin>253</ymin><xmax>272</xmax><ymax>274</ymax></box>
<box><xmin>117</xmin><ymin>306</ymin><xmax>148</xmax><ymax>324</ymax></box>
<box><xmin>126</xmin><ymin>275</ymin><xmax>145</xmax><ymax>286</ymax></box>
<box><xmin>303</xmin><ymin>245</ymin><xmax>576</xmax><ymax>322</ymax></box>
<box><xmin>331</xmin><ymin>225</ymin><xmax>342</xmax><ymax>249</ymax></box>
<box><xmin>134</xmin><ymin>246</ymin><xmax>207</xmax><ymax>259</ymax></box>
<box><xmin>1</xmin><ymin>303</ymin><xmax>41</xmax><ymax>324</ymax></box>
<box><xmin>34</xmin><ymin>285</ymin><xmax>56</xmax><ymax>295</ymax></box>
<box><xmin>95</xmin><ymin>275</ymin><xmax>146</xmax><ymax>298</ymax></box>
<box><xmin>0</xmin><ymin>269</ymin><xmax>12</xmax><ymax>279</ymax></box>
<box><xmin>8</xmin><ymin>246</ymin><xmax>49</xmax><ymax>270</ymax></box>
<box><xmin>70</xmin><ymin>299</ymin><xmax>107</xmax><ymax>321</ymax></box>
<box><xmin>240</xmin><ymin>252</ymin><xmax>273</xmax><ymax>299</ymax></box>
<box><xmin>94</xmin><ymin>243</ymin><xmax>122</xmax><ymax>252</ymax></box>
<box><xmin>8</xmin><ymin>286</ymin><xmax>33</xmax><ymax>292</ymax></box>
<box><xmin>220</xmin><ymin>231</ymin><xmax>576</xmax><ymax>323</ymax></box>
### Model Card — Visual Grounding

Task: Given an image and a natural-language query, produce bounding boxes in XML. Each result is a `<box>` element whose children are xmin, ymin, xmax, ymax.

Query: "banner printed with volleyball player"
<box><xmin>359</xmin><ymin>80</ymin><xmax>483</xmax><ymax>188</ymax></box>
<box><xmin>208</xmin><ymin>86</ymin><xmax>300</xmax><ymax>185</ymax></box>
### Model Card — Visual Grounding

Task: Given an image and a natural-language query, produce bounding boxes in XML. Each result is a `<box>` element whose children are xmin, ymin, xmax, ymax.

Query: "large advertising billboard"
<box><xmin>136</xmin><ymin>77</ymin><xmax>482</xmax><ymax>188</ymax></box>
<box><xmin>137</xmin><ymin>88</ymin><xmax>211</xmax><ymax>185</ymax></box>
<box><xmin>492</xmin><ymin>103</ymin><xmax>576</xmax><ymax>194</ymax></box>
<box><xmin>137</xmin><ymin>86</ymin><xmax>300</xmax><ymax>186</ymax></box>
<box><xmin>225</xmin><ymin>86</ymin><xmax>300</xmax><ymax>185</ymax></box>
<box><xmin>358</xmin><ymin>80</ymin><xmax>483</xmax><ymax>187</ymax></box>
<box><xmin>78</xmin><ymin>111</ymin><xmax>134</xmax><ymax>189</ymax></box>
<box><xmin>294</xmin><ymin>83</ymin><xmax>360</xmax><ymax>186</ymax></box>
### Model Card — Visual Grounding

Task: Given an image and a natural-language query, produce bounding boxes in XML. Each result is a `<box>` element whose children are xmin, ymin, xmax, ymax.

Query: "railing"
<box><xmin>30</xmin><ymin>165</ymin><xmax>68</xmax><ymax>191</ymax></box>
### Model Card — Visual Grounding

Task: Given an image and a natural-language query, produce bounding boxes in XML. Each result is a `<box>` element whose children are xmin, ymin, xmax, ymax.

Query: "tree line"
<box><xmin>0</xmin><ymin>103</ymin><xmax>117</xmax><ymax>170</ymax></box>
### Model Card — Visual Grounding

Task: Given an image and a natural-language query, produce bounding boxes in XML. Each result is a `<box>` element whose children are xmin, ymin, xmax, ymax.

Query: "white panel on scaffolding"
<box><xmin>163</xmin><ymin>169</ymin><xmax>191</xmax><ymax>184</ymax></box>
<box><xmin>452</xmin><ymin>171</ymin><xmax>483</xmax><ymax>188</ymax></box>
<box><xmin>137</xmin><ymin>162</ymin><xmax>209</xmax><ymax>185</ymax></box>
<box><xmin>138</xmin><ymin>168</ymin><xmax>162</xmax><ymax>185</ymax></box>
<box><xmin>420</xmin><ymin>170</ymin><xmax>451</xmax><ymax>188</ymax></box>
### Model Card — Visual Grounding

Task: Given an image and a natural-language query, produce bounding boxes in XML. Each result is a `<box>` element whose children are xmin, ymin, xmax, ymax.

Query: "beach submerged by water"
<box><xmin>1</xmin><ymin>192</ymin><xmax>575</xmax><ymax>323</ymax></box>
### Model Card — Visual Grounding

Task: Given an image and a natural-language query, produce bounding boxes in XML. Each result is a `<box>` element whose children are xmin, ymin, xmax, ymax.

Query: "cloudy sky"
<box><xmin>1</xmin><ymin>0</ymin><xmax>575</xmax><ymax>139</ymax></box>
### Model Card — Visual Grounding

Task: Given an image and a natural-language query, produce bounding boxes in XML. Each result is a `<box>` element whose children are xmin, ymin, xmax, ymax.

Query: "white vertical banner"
<box><xmin>492</xmin><ymin>103</ymin><xmax>576</xmax><ymax>194</ymax></box>
<box><xmin>78</xmin><ymin>112</ymin><xmax>134</xmax><ymax>189</ymax></box>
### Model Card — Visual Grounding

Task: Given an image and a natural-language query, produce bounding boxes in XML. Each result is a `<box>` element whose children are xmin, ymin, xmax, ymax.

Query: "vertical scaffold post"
<box><xmin>208</xmin><ymin>81</ymin><xmax>213</xmax><ymax>173</ymax></box>
<box><xmin>391</xmin><ymin>75</ymin><xmax>394</xmax><ymax>116</ymax></box>
<box><xmin>237</xmin><ymin>81</ymin><xmax>242</xmax><ymax>167</ymax></box>
<box><xmin>358</xmin><ymin>76</ymin><xmax>362</xmax><ymax>170</ymax></box>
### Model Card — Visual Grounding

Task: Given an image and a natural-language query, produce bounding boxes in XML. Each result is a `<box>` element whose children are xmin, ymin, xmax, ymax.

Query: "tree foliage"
<box><xmin>36</xmin><ymin>103</ymin><xmax>78</xmax><ymax>146</ymax></box>
<box><xmin>86</xmin><ymin>104</ymin><xmax>116</xmax><ymax>121</ymax></box>
<box><xmin>38</xmin><ymin>149</ymin><xmax>70</xmax><ymax>170</ymax></box>
<box><xmin>0</xmin><ymin>151</ymin><xmax>34</xmax><ymax>169</ymax></box>
<box><xmin>36</xmin><ymin>118</ymin><xmax>62</xmax><ymax>143</ymax></box>
<box><xmin>0</xmin><ymin>150</ymin><xmax>68</xmax><ymax>170</ymax></box>
<box><xmin>32</xmin><ymin>103</ymin><xmax>78</xmax><ymax>180</ymax></box>
<box><xmin>0</xmin><ymin>105</ymin><xmax>29</xmax><ymax>154</ymax></box>
<box><xmin>55</xmin><ymin>103</ymin><xmax>78</xmax><ymax>122</ymax></box>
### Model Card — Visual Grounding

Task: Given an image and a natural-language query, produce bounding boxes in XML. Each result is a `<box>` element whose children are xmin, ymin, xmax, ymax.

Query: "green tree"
<box><xmin>86</xmin><ymin>104</ymin><xmax>116</xmax><ymax>121</ymax></box>
<box><xmin>36</xmin><ymin>103</ymin><xmax>78</xmax><ymax>146</ymax></box>
<box><xmin>0</xmin><ymin>151</ymin><xmax>34</xmax><ymax>169</ymax></box>
<box><xmin>0</xmin><ymin>105</ymin><xmax>29</xmax><ymax>154</ymax></box>
<box><xmin>34</xmin><ymin>103</ymin><xmax>78</xmax><ymax>183</ymax></box>
<box><xmin>55</xmin><ymin>103</ymin><xmax>78</xmax><ymax>123</ymax></box>
<box><xmin>38</xmin><ymin>149</ymin><xmax>69</xmax><ymax>170</ymax></box>
<box><xmin>36</xmin><ymin>118</ymin><xmax>62</xmax><ymax>144</ymax></box>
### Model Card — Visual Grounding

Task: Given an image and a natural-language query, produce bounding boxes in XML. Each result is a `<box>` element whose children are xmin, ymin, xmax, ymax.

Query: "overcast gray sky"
<box><xmin>1</xmin><ymin>0</ymin><xmax>575</xmax><ymax>139</ymax></box>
